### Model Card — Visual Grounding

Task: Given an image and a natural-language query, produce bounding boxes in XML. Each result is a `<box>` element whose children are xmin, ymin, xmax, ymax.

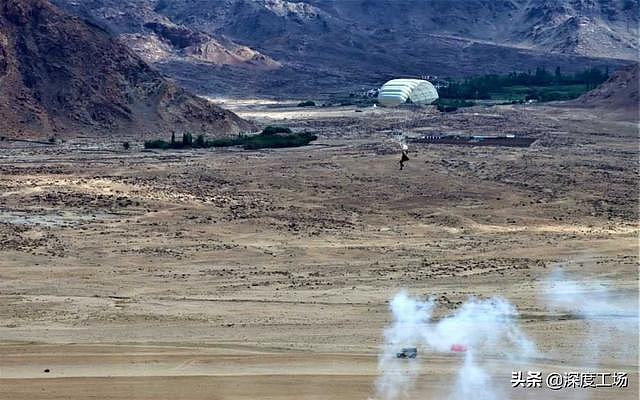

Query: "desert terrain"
<box><xmin>0</xmin><ymin>102</ymin><xmax>638</xmax><ymax>399</ymax></box>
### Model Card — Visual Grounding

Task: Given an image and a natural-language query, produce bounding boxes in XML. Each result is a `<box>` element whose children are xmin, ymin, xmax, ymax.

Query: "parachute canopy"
<box><xmin>378</xmin><ymin>79</ymin><xmax>439</xmax><ymax>107</ymax></box>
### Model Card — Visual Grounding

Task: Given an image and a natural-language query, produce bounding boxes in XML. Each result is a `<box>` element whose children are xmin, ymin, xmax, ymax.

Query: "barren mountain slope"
<box><xmin>122</xmin><ymin>21</ymin><xmax>280</xmax><ymax>68</ymax></box>
<box><xmin>149</xmin><ymin>0</ymin><xmax>638</xmax><ymax>58</ymax></box>
<box><xmin>157</xmin><ymin>0</ymin><xmax>638</xmax><ymax>64</ymax></box>
<box><xmin>0</xmin><ymin>0</ymin><xmax>254</xmax><ymax>138</ymax></box>
<box><xmin>574</xmin><ymin>62</ymin><xmax>639</xmax><ymax>114</ymax></box>
<box><xmin>51</xmin><ymin>0</ymin><xmax>280</xmax><ymax>69</ymax></box>
<box><xmin>514</xmin><ymin>0</ymin><xmax>639</xmax><ymax>60</ymax></box>
<box><xmin>52</xmin><ymin>0</ymin><xmax>636</xmax><ymax>96</ymax></box>
<box><xmin>309</xmin><ymin>0</ymin><xmax>639</xmax><ymax>60</ymax></box>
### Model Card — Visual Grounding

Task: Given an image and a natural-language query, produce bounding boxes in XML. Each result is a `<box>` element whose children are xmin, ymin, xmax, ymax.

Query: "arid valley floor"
<box><xmin>0</xmin><ymin>102</ymin><xmax>638</xmax><ymax>399</ymax></box>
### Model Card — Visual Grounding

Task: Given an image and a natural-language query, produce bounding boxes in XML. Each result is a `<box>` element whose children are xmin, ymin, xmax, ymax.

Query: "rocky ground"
<box><xmin>0</xmin><ymin>102</ymin><xmax>637</xmax><ymax>399</ymax></box>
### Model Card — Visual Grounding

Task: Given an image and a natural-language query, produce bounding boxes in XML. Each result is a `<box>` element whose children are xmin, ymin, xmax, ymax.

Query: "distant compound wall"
<box><xmin>378</xmin><ymin>79</ymin><xmax>439</xmax><ymax>106</ymax></box>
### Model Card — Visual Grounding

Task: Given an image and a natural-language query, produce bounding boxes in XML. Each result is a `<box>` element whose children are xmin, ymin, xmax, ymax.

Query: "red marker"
<box><xmin>450</xmin><ymin>344</ymin><xmax>467</xmax><ymax>352</ymax></box>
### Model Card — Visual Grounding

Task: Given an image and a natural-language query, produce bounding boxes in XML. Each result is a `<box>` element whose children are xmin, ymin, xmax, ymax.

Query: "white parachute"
<box><xmin>378</xmin><ymin>79</ymin><xmax>439</xmax><ymax>107</ymax></box>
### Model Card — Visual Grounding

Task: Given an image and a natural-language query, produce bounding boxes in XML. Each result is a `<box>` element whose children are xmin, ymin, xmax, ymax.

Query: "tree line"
<box><xmin>439</xmin><ymin>66</ymin><xmax>610</xmax><ymax>100</ymax></box>
<box><xmin>144</xmin><ymin>127</ymin><xmax>317</xmax><ymax>150</ymax></box>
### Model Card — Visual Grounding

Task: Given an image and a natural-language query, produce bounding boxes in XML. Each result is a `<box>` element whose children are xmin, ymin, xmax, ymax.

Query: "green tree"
<box><xmin>554</xmin><ymin>67</ymin><xmax>562</xmax><ymax>83</ymax></box>
<box><xmin>195</xmin><ymin>134</ymin><xmax>205</xmax><ymax>148</ymax></box>
<box><xmin>182</xmin><ymin>132</ymin><xmax>193</xmax><ymax>147</ymax></box>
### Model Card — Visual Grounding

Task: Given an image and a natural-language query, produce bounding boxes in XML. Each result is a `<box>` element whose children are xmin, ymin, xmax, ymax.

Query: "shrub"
<box><xmin>207</xmin><ymin>137</ymin><xmax>243</xmax><ymax>147</ymax></box>
<box><xmin>122</xmin><ymin>141</ymin><xmax>130</xmax><ymax>150</ymax></box>
<box><xmin>144</xmin><ymin>139</ymin><xmax>171</xmax><ymax>149</ymax></box>
<box><xmin>242</xmin><ymin>132</ymin><xmax>317</xmax><ymax>150</ymax></box>
<box><xmin>436</xmin><ymin>99</ymin><xmax>475</xmax><ymax>113</ymax></box>
<box><xmin>297</xmin><ymin>100</ymin><xmax>316</xmax><ymax>107</ymax></box>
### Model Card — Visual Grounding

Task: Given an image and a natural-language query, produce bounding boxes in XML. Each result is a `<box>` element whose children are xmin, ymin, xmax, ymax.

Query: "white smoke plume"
<box><xmin>374</xmin><ymin>266</ymin><xmax>637</xmax><ymax>400</ymax></box>
<box><xmin>375</xmin><ymin>293</ymin><xmax>434</xmax><ymax>400</ymax></box>
<box><xmin>542</xmin><ymin>268</ymin><xmax>637</xmax><ymax>320</ymax></box>
<box><xmin>541</xmin><ymin>269</ymin><xmax>638</xmax><ymax>365</ymax></box>
<box><xmin>374</xmin><ymin>291</ymin><xmax>535</xmax><ymax>400</ymax></box>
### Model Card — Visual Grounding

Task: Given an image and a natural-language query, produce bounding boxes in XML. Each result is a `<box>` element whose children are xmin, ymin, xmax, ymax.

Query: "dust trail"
<box><xmin>374</xmin><ymin>291</ymin><xmax>535</xmax><ymax>400</ymax></box>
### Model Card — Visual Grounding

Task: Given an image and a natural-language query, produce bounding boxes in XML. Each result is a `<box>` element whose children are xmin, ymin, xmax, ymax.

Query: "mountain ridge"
<box><xmin>52</xmin><ymin>0</ymin><xmax>638</xmax><ymax>97</ymax></box>
<box><xmin>0</xmin><ymin>0</ymin><xmax>254</xmax><ymax>138</ymax></box>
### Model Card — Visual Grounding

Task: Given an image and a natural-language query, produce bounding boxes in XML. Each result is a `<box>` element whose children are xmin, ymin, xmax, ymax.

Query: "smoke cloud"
<box><xmin>542</xmin><ymin>268</ymin><xmax>637</xmax><ymax>321</ymax></box>
<box><xmin>374</xmin><ymin>291</ymin><xmax>535</xmax><ymax>400</ymax></box>
<box><xmin>541</xmin><ymin>268</ymin><xmax>638</xmax><ymax>365</ymax></box>
<box><xmin>374</xmin><ymin>268</ymin><xmax>638</xmax><ymax>400</ymax></box>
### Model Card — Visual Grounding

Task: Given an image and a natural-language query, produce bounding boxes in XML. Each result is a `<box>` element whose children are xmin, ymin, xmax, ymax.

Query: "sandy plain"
<box><xmin>0</xmin><ymin>102</ymin><xmax>637</xmax><ymax>399</ymax></box>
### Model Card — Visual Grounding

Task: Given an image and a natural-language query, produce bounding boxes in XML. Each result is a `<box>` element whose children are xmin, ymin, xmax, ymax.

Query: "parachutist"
<box><xmin>399</xmin><ymin>150</ymin><xmax>409</xmax><ymax>170</ymax></box>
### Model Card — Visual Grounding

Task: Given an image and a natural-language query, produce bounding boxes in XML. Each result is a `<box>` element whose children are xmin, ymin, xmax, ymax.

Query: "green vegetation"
<box><xmin>182</xmin><ymin>132</ymin><xmax>193</xmax><ymax>147</ymax></box>
<box><xmin>436</xmin><ymin>99</ymin><xmax>475</xmax><ymax>112</ymax></box>
<box><xmin>207</xmin><ymin>137</ymin><xmax>243</xmax><ymax>147</ymax></box>
<box><xmin>261</xmin><ymin>125</ymin><xmax>292</xmax><ymax>135</ymax></box>
<box><xmin>439</xmin><ymin>66</ymin><xmax>609</xmax><ymax>102</ymax></box>
<box><xmin>490</xmin><ymin>84</ymin><xmax>591</xmax><ymax>102</ymax></box>
<box><xmin>241</xmin><ymin>131</ymin><xmax>317</xmax><ymax>150</ymax></box>
<box><xmin>144</xmin><ymin>126</ymin><xmax>317</xmax><ymax>151</ymax></box>
<box><xmin>144</xmin><ymin>139</ymin><xmax>171</xmax><ymax>149</ymax></box>
<box><xmin>297</xmin><ymin>100</ymin><xmax>316</xmax><ymax>107</ymax></box>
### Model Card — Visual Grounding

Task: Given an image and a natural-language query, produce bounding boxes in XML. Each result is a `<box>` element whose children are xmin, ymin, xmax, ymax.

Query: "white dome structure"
<box><xmin>377</xmin><ymin>79</ymin><xmax>439</xmax><ymax>107</ymax></box>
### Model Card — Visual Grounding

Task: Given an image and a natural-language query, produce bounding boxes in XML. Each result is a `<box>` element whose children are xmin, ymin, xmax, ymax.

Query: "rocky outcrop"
<box><xmin>128</xmin><ymin>21</ymin><xmax>281</xmax><ymax>68</ymax></box>
<box><xmin>574</xmin><ymin>63</ymin><xmax>639</xmax><ymax>115</ymax></box>
<box><xmin>51</xmin><ymin>0</ymin><xmax>280</xmax><ymax>70</ymax></box>
<box><xmin>0</xmin><ymin>0</ymin><xmax>254</xmax><ymax>138</ymax></box>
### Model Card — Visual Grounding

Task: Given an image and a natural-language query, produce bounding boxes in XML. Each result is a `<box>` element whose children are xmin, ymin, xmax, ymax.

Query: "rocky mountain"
<box><xmin>121</xmin><ymin>21</ymin><xmax>281</xmax><ymax>68</ymax></box>
<box><xmin>51</xmin><ymin>0</ymin><xmax>280</xmax><ymax>69</ymax></box>
<box><xmin>52</xmin><ymin>0</ymin><xmax>639</xmax><ymax>97</ymax></box>
<box><xmin>0</xmin><ymin>0</ymin><xmax>253</xmax><ymax>138</ymax></box>
<box><xmin>307</xmin><ymin>0</ymin><xmax>639</xmax><ymax>60</ymax></box>
<box><xmin>513</xmin><ymin>0</ymin><xmax>639</xmax><ymax>59</ymax></box>
<box><xmin>574</xmin><ymin>62</ymin><xmax>639</xmax><ymax>113</ymax></box>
